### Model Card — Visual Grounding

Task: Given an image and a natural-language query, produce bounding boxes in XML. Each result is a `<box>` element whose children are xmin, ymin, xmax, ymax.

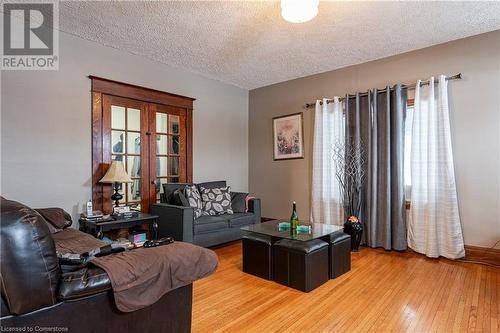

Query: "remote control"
<box><xmin>143</xmin><ymin>237</ymin><xmax>174</xmax><ymax>248</ymax></box>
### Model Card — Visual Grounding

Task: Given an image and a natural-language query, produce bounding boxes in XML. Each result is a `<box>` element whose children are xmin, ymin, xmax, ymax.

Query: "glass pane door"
<box><xmin>151</xmin><ymin>104</ymin><xmax>187</xmax><ymax>202</ymax></box>
<box><xmin>91</xmin><ymin>77</ymin><xmax>193</xmax><ymax>215</ymax></box>
<box><xmin>104</xmin><ymin>95</ymin><xmax>148</xmax><ymax>211</ymax></box>
<box><xmin>103</xmin><ymin>96</ymin><xmax>189</xmax><ymax>210</ymax></box>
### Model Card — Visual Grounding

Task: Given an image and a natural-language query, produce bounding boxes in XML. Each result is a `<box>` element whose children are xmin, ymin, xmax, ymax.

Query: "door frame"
<box><xmin>90</xmin><ymin>76</ymin><xmax>194</xmax><ymax>213</ymax></box>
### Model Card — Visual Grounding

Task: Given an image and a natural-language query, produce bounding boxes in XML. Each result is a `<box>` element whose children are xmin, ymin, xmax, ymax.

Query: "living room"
<box><xmin>1</xmin><ymin>1</ymin><xmax>499</xmax><ymax>332</ymax></box>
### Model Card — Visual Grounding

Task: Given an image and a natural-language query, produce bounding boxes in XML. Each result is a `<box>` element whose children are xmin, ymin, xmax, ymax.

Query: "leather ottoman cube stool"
<box><xmin>322</xmin><ymin>231</ymin><xmax>351</xmax><ymax>279</ymax></box>
<box><xmin>273</xmin><ymin>239</ymin><xmax>329</xmax><ymax>292</ymax></box>
<box><xmin>242</xmin><ymin>234</ymin><xmax>273</xmax><ymax>280</ymax></box>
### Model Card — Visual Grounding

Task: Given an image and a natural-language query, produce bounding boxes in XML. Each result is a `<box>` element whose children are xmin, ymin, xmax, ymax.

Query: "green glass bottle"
<box><xmin>290</xmin><ymin>201</ymin><xmax>299</xmax><ymax>230</ymax></box>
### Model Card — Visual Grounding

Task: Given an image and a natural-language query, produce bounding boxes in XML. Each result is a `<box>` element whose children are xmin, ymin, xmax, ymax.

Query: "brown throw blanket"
<box><xmin>53</xmin><ymin>228</ymin><xmax>105</xmax><ymax>252</ymax></box>
<box><xmin>53</xmin><ymin>229</ymin><xmax>218</xmax><ymax>312</ymax></box>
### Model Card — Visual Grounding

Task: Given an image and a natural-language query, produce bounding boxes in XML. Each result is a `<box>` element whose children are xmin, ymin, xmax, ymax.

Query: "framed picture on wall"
<box><xmin>272</xmin><ymin>112</ymin><xmax>304</xmax><ymax>160</ymax></box>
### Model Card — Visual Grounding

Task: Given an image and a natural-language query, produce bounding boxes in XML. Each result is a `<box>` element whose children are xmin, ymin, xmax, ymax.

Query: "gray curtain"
<box><xmin>345</xmin><ymin>85</ymin><xmax>407</xmax><ymax>250</ymax></box>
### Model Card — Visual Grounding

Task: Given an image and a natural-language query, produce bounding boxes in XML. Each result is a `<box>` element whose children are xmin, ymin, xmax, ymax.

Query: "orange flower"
<box><xmin>348</xmin><ymin>216</ymin><xmax>359</xmax><ymax>223</ymax></box>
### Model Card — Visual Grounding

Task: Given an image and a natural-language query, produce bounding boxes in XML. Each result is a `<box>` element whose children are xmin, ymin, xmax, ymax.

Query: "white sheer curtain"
<box><xmin>311</xmin><ymin>97</ymin><xmax>344</xmax><ymax>225</ymax></box>
<box><xmin>408</xmin><ymin>75</ymin><xmax>465</xmax><ymax>259</ymax></box>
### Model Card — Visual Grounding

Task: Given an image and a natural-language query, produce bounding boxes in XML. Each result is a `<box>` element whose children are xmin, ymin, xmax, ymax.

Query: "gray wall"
<box><xmin>1</xmin><ymin>31</ymin><xmax>249</xmax><ymax>220</ymax></box>
<box><xmin>249</xmin><ymin>30</ymin><xmax>500</xmax><ymax>248</ymax></box>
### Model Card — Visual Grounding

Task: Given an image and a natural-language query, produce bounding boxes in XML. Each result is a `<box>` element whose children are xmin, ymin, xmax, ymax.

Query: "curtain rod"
<box><xmin>304</xmin><ymin>73</ymin><xmax>462</xmax><ymax>109</ymax></box>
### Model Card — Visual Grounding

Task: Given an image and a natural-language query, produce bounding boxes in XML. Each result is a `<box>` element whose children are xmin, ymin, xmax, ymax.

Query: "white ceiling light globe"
<box><xmin>281</xmin><ymin>0</ymin><xmax>320</xmax><ymax>23</ymax></box>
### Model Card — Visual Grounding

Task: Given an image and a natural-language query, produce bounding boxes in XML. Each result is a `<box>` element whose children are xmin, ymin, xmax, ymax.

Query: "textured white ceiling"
<box><xmin>59</xmin><ymin>1</ymin><xmax>500</xmax><ymax>89</ymax></box>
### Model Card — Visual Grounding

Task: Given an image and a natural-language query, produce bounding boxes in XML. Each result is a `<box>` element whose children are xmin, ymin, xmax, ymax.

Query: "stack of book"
<box><xmin>115</xmin><ymin>238</ymin><xmax>133</xmax><ymax>249</ymax></box>
<box><xmin>112</xmin><ymin>211</ymin><xmax>139</xmax><ymax>219</ymax></box>
<box><xmin>133</xmin><ymin>240</ymin><xmax>146</xmax><ymax>248</ymax></box>
<box><xmin>115</xmin><ymin>237</ymin><xmax>145</xmax><ymax>249</ymax></box>
<box><xmin>80</xmin><ymin>211</ymin><xmax>113</xmax><ymax>223</ymax></box>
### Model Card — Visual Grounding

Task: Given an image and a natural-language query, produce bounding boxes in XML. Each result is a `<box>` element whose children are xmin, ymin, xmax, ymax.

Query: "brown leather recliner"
<box><xmin>0</xmin><ymin>198</ymin><xmax>192</xmax><ymax>333</ymax></box>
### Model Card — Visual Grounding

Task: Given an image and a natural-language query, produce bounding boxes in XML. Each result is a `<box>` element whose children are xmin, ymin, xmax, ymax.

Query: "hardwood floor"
<box><xmin>192</xmin><ymin>241</ymin><xmax>499</xmax><ymax>333</ymax></box>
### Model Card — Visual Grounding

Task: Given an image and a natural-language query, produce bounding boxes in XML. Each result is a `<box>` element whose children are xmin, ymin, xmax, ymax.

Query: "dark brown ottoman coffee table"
<box><xmin>241</xmin><ymin>220</ymin><xmax>349</xmax><ymax>291</ymax></box>
<box><xmin>273</xmin><ymin>238</ymin><xmax>329</xmax><ymax>292</ymax></box>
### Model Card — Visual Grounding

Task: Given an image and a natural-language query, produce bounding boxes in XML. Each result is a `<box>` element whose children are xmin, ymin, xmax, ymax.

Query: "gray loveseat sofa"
<box><xmin>151</xmin><ymin>181</ymin><xmax>261</xmax><ymax>247</ymax></box>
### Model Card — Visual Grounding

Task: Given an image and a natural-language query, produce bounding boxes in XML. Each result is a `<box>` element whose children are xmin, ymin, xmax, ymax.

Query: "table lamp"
<box><xmin>99</xmin><ymin>161</ymin><xmax>133</xmax><ymax>208</ymax></box>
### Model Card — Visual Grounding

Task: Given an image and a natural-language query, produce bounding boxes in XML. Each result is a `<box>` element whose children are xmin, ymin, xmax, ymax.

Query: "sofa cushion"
<box><xmin>230</xmin><ymin>192</ymin><xmax>248</xmax><ymax>213</ymax></box>
<box><xmin>0</xmin><ymin>198</ymin><xmax>60</xmax><ymax>315</ymax></box>
<box><xmin>168</xmin><ymin>188</ymin><xmax>190</xmax><ymax>207</ymax></box>
<box><xmin>162</xmin><ymin>183</ymin><xmax>191</xmax><ymax>202</ymax></box>
<box><xmin>184</xmin><ymin>185</ymin><xmax>206</xmax><ymax>219</ymax></box>
<box><xmin>35</xmin><ymin>208</ymin><xmax>73</xmax><ymax>229</ymax></box>
<box><xmin>200</xmin><ymin>186</ymin><xmax>233</xmax><ymax>216</ymax></box>
<box><xmin>197</xmin><ymin>181</ymin><xmax>226</xmax><ymax>191</ymax></box>
<box><xmin>226</xmin><ymin>213</ymin><xmax>255</xmax><ymax>227</ymax></box>
<box><xmin>194</xmin><ymin>216</ymin><xmax>228</xmax><ymax>234</ymax></box>
<box><xmin>58</xmin><ymin>267</ymin><xmax>112</xmax><ymax>300</ymax></box>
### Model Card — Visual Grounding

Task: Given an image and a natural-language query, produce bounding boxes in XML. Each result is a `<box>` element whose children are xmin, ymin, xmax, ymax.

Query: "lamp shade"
<box><xmin>99</xmin><ymin>161</ymin><xmax>133</xmax><ymax>184</ymax></box>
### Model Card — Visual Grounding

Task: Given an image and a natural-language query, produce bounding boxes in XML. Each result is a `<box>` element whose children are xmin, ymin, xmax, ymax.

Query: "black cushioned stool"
<box><xmin>322</xmin><ymin>231</ymin><xmax>351</xmax><ymax>279</ymax></box>
<box><xmin>273</xmin><ymin>239</ymin><xmax>329</xmax><ymax>292</ymax></box>
<box><xmin>242</xmin><ymin>234</ymin><xmax>273</xmax><ymax>280</ymax></box>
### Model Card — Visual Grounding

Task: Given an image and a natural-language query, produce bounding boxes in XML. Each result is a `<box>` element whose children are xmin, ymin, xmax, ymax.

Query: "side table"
<box><xmin>79</xmin><ymin>213</ymin><xmax>159</xmax><ymax>240</ymax></box>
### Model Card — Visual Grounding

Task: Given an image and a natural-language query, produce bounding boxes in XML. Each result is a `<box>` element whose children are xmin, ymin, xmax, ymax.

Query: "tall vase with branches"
<box><xmin>333</xmin><ymin>139</ymin><xmax>366</xmax><ymax>251</ymax></box>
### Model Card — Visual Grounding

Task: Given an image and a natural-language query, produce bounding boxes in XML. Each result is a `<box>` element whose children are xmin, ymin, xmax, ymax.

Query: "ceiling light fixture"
<box><xmin>281</xmin><ymin>0</ymin><xmax>319</xmax><ymax>23</ymax></box>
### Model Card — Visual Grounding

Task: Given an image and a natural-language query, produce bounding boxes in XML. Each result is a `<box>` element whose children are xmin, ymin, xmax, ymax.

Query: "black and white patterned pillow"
<box><xmin>200</xmin><ymin>186</ymin><xmax>233</xmax><ymax>216</ymax></box>
<box><xmin>184</xmin><ymin>185</ymin><xmax>206</xmax><ymax>219</ymax></box>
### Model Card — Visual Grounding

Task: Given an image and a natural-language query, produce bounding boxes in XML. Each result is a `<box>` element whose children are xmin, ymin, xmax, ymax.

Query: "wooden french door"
<box><xmin>148</xmin><ymin>104</ymin><xmax>188</xmax><ymax>204</ymax></box>
<box><xmin>103</xmin><ymin>95</ymin><xmax>149</xmax><ymax>211</ymax></box>
<box><xmin>91</xmin><ymin>76</ymin><xmax>194</xmax><ymax>214</ymax></box>
<box><xmin>102</xmin><ymin>96</ymin><xmax>189</xmax><ymax>212</ymax></box>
